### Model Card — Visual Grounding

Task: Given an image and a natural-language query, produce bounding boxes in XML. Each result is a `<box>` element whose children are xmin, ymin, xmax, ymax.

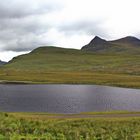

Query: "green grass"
<box><xmin>1</xmin><ymin>112</ymin><xmax>140</xmax><ymax>139</ymax></box>
<box><xmin>0</xmin><ymin>46</ymin><xmax>140</xmax><ymax>88</ymax></box>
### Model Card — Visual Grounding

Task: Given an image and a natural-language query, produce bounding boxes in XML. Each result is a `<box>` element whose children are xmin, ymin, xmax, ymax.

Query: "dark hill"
<box><xmin>110</xmin><ymin>36</ymin><xmax>140</xmax><ymax>47</ymax></box>
<box><xmin>81</xmin><ymin>36</ymin><xmax>112</xmax><ymax>51</ymax></box>
<box><xmin>0</xmin><ymin>60</ymin><xmax>6</xmax><ymax>66</ymax></box>
<box><xmin>81</xmin><ymin>36</ymin><xmax>140</xmax><ymax>53</ymax></box>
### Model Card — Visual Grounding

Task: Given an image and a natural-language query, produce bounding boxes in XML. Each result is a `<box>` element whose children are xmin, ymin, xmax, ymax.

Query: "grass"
<box><xmin>0</xmin><ymin>46</ymin><xmax>139</xmax><ymax>88</ymax></box>
<box><xmin>1</xmin><ymin>112</ymin><xmax>140</xmax><ymax>139</ymax></box>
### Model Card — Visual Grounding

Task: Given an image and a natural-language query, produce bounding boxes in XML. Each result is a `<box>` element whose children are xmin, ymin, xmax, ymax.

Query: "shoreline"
<box><xmin>7</xmin><ymin>111</ymin><xmax>140</xmax><ymax>119</ymax></box>
<box><xmin>0</xmin><ymin>80</ymin><xmax>140</xmax><ymax>89</ymax></box>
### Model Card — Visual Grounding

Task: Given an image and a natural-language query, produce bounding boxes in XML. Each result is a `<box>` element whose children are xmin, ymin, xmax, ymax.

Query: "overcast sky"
<box><xmin>0</xmin><ymin>0</ymin><xmax>140</xmax><ymax>61</ymax></box>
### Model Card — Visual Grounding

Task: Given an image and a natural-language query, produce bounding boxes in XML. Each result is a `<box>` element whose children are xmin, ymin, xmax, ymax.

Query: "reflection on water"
<box><xmin>0</xmin><ymin>84</ymin><xmax>140</xmax><ymax>113</ymax></box>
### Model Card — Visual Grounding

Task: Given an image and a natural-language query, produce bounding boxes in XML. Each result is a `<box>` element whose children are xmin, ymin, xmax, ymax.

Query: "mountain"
<box><xmin>81</xmin><ymin>36</ymin><xmax>111</xmax><ymax>51</ymax></box>
<box><xmin>81</xmin><ymin>36</ymin><xmax>140</xmax><ymax>53</ymax></box>
<box><xmin>0</xmin><ymin>60</ymin><xmax>6</xmax><ymax>66</ymax></box>
<box><xmin>110</xmin><ymin>36</ymin><xmax>140</xmax><ymax>47</ymax></box>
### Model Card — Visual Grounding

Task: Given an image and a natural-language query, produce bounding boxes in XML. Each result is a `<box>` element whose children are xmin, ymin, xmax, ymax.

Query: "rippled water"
<box><xmin>0</xmin><ymin>84</ymin><xmax>140</xmax><ymax>113</ymax></box>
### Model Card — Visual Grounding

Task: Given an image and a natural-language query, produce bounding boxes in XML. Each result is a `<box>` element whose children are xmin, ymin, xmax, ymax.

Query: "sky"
<box><xmin>0</xmin><ymin>0</ymin><xmax>140</xmax><ymax>61</ymax></box>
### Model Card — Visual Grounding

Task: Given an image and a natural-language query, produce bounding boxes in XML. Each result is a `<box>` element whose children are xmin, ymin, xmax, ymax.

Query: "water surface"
<box><xmin>0</xmin><ymin>84</ymin><xmax>140</xmax><ymax>113</ymax></box>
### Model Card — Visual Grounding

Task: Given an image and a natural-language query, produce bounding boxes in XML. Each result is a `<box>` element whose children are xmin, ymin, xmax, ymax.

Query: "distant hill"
<box><xmin>6</xmin><ymin>46</ymin><xmax>82</xmax><ymax>71</ymax></box>
<box><xmin>0</xmin><ymin>60</ymin><xmax>6</xmax><ymax>66</ymax></box>
<box><xmin>111</xmin><ymin>36</ymin><xmax>140</xmax><ymax>47</ymax></box>
<box><xmin>81</xmin><ymin>36</ymin><xmax>140</xmax><ymax>53</ymax></box>
<box><xmin>81</xmin><ymin>36</ymin><xmax>111</xmax><ymax>51</ymax></box>
<box><xmin>0</xmin><ymin>38</ymin><xmax>140</xmax><ymax>87</ymax></box>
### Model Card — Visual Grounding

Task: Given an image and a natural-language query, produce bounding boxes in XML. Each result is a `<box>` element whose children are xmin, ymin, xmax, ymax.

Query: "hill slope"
<box><xmin>0</xmin><ymin>46</ymin><xmax>140</xmax><ymax>88</ymax></box>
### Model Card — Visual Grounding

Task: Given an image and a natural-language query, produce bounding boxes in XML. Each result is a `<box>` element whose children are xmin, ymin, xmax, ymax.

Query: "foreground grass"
<box><xmin>1</xmin><ymin>112</ymin><xmax>140</xmax><ymax>139</ymax></box>
<box><xmin>0</xmin><ymin>47</ymin><xmax>140</xmax><ymax>88</ymax></box>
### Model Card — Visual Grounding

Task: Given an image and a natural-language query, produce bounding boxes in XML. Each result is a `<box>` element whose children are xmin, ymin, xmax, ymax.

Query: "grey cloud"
<box><xmin>0</xmin><ymin>0</ymin><xmax>109</xmax><ymax>52</ymax></box>
<box><xmin>57</xmin><ymin>20</ymin><xmax>110</xmax><ymax>38</ymax></box>
<box><xmin>0</xmin><ymin>0</ymin><xmax>61</xmax><ymax>19</ymax></box>
<box><xmin>0</xmin><ymin>30</ymin><xmax>49</xmax><ymax>51</ymax></box>
<box><xmin>0</xmin><ymin>33</ymin><xmax>48</xmax><ymax>52</ymax></box>
<box><xmin>0</xmin><ymin>0</ymin><xmax>63</xmax><ymax>52</ymax></box>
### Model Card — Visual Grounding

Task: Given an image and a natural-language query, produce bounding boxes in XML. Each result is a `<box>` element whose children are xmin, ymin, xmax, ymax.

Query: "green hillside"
<box><xmin>0</xmin><ymin>46</ymin><xmax>140</xmax><ymax>88</ymax></box>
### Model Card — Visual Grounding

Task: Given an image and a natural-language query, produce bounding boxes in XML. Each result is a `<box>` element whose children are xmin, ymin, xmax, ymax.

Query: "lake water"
<box><xmin>0</xmin><ymin>84</ymin><xmax>140</xmax><ymax>113</ymax></box>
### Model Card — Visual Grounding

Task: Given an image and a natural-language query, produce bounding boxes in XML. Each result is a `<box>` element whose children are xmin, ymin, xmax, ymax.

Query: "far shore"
<box><xmin>0</xmin><ymin>80</ymin><xmax>140</xmax><ymax>89</ymax></box>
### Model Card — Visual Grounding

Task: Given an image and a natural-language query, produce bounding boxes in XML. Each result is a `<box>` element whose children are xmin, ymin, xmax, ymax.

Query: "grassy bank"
<box><xmin>0</xmin><ymin>72</ymin><xmax>140</xmax><ymax>88</ymax></box>
<box><xmin>0</xmin><ymin>47</ymin><xmax>140</xmax><ymax>88</ymax></box>
<box><xmin>1</xmin><ymin>112</ymin><xmax>140</xmax><ymax>139</ymax></box>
